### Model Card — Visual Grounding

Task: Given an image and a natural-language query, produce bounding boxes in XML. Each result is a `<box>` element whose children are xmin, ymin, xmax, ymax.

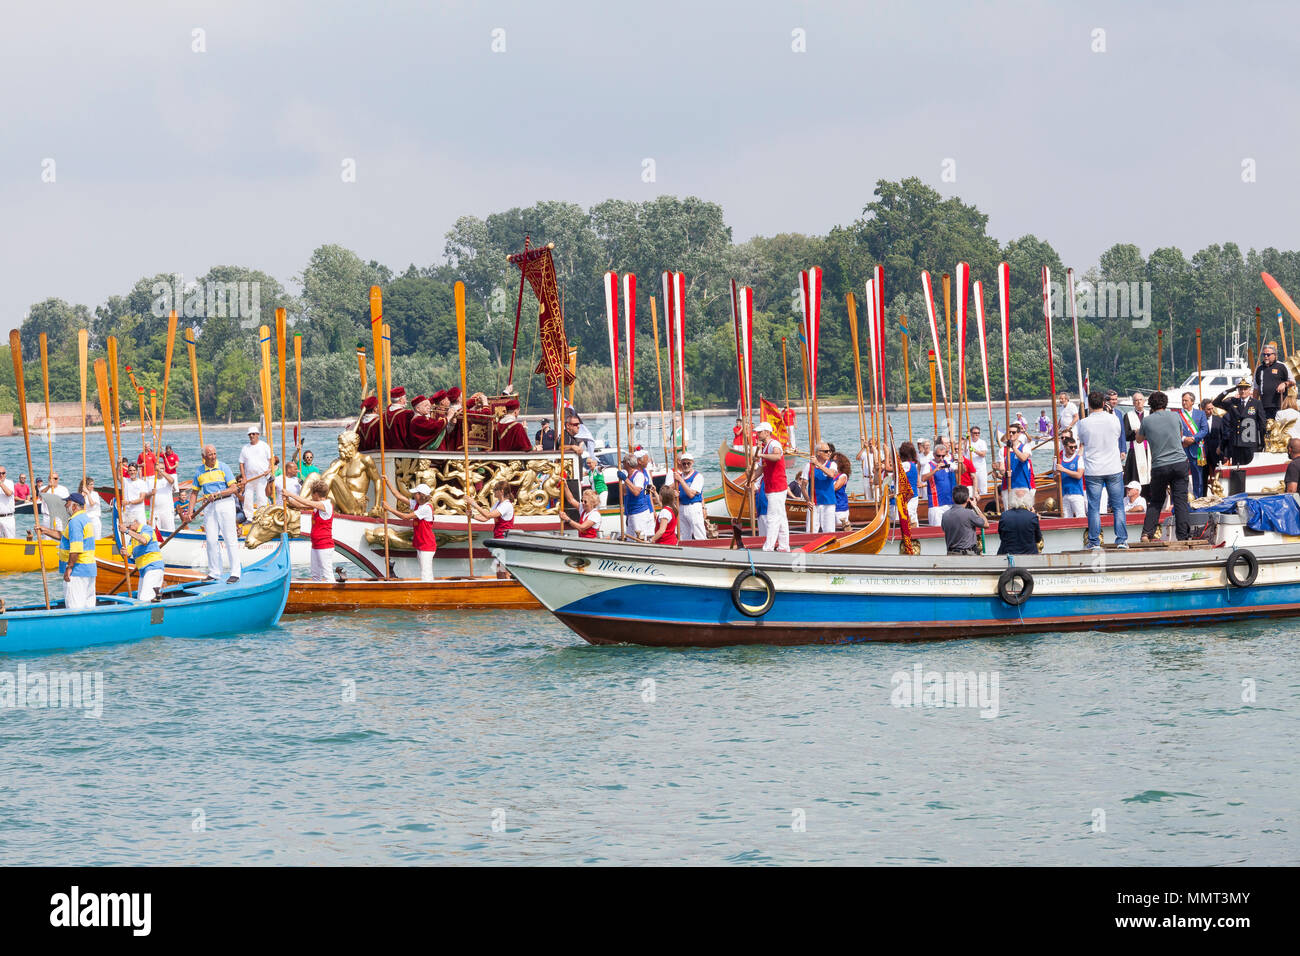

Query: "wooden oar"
<box><xmin>39</xmin><ymin>332</ymin><xmax>53</xmax><ymax>480</ymax></box>
<box><xmin>93</xmin><ymin>358</ymin><xmax>131</xmax><ymax>597</ymax></box>
<box><xmin>106</xmin><ymin>336</ymin><xmax>122</xmax><ymax>475</ymax></box>
<box><xmin>369</xmin><ymin>288</ymin><xmax>391</xmax><ymax>577</ymax></box>
<box><xmin>185</xmin><ymin>326</ymin><xmax>203</xmax><ymax>450</ymax></box>
<box><xmin>11</xmin><ymin>331</ymin><xmax>50</xmax><ymax>608</ymax></box>
<box><xmin>455</xmin><ymin>282</ymin><xmax>474</xmax><ymax>576</ymax></box>
<box><xmin>276</xmin><ymin>308</ymin><xmax>289</xmax><ymax>529</ymax></box>
<box><xmin>150</xmin><ymin>313</ymin><xmax>178</xmax><ymax>529</ymax></box>
<box><xmin>168</xmin><ymin>468</ymin><xmax>268</xmax><ymax>548</ymax></box>
<box><xmin>78</xmin><ymin>328</ymin><xmax>88</xmax><ymax>483</ymax></box>
<box><xmin>294</xmin><ymin>332</ymin><xmax>303</xmax><ymax>446</ymax></box>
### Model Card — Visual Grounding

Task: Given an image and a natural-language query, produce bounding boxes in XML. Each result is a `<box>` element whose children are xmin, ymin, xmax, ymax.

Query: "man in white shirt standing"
<box><xmin>238</xmin><ymin>426</ymin><xmax>273</xmax><ymax>518</ymax></box>
<box><xmin>121</xmin><ymin>463</ymin><xmax>151</xmax><ymax>528</ymax></box>
<box><xmin>673</xmin><ymin>452</ymin><xmax>707</xmax><ymax>541</ymax></box>
<box><xmin>1074</xmin><ymin>389</ymin><xmax>1129</xmax><ymax>550</ymax></box>
<box><xmin>41</xmin><ymin>472</ymin><xmax>71</xmax><ymax>531</ymax></box>
<box><xmin>967</xmin><ymin>426</ymin><xmax>989</xmax><ymax>495</ymax></box>
<box><xmin>0</xmin><ymin>466</ymin><xmax>15</xmax><ymax>539</ymax></box>
<box><xmin>151</xmin><ymin>467</ymin><xmax>179</xmax><ymax>533</ymax></box>
<box><xmin>1057</xmin><ymin>392</ymin><xmax>1079</xmax><ymax>435</ymax></box>
<box><xmin>272</xmin><ymin>461</ymin><xmax>302</xmax><ymax>506</ymax></box>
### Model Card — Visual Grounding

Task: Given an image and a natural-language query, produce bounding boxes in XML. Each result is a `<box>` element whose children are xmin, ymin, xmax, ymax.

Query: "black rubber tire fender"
<box><xmin>1225</xmin><ymin>549</ymin><xmax>1258</xmax><ymax>588</ymax></box>
<box><xmin>731</xmin><ymin>569</ymin><xmax>776</xmax><ymax>618</ymax></box>
<box><xmin>997</xmin><ymin>567</ymin><xmax>1034</xmax><ymax>606</ymax></box>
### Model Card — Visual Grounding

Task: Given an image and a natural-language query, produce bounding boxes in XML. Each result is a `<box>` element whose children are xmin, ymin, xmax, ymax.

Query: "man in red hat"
<box><xmin>357</xmin><ymin>395</ymin><xmax>381</xmax><ymax>450</ymax></box>
<box><xmin>385</xmin><ymin>386</ymin><xmax>411</xmax><ymax>447</ymax></box>
<box><xmin>409</xmin><ymin>392</ymin><xmax>449</xmax><ymax>449</ymax></box>
<box><xmin>439</xmin><ymin>387</ymin><xmax>464</xmax><ymax>451</ymax></box>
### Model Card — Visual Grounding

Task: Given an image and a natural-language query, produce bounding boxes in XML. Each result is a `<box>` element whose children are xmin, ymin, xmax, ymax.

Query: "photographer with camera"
<box><xmin>941</xmin><ymin>484</ymin><xmax>987</xmax><ymax>555</ymax></box>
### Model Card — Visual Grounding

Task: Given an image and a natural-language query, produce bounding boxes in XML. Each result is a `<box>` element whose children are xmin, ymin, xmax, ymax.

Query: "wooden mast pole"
<box><xmin>11</xmin><ymin>331</ymin><xmax>50</xmax><ymax>608</ymax></box>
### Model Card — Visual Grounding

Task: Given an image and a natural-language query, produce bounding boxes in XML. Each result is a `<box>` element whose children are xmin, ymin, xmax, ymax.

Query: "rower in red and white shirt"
<box><xmin>651</xmin><ymin>486</ymin><xmax>679</xmax><ymax>545</ymax></box>
<box><xmin>284</xmin><ymin>478</ymin><xmax>335</xmax><ymax>582</ymax></box>
<box><xmin>561</xmin><ymin>486</ymin><xmax>601</xmax><ymax>538</ymax></box>
<box><xmin>384</xmin><ymin>480</ymin><xmax>438</xmax><ymax>581</ymax></box>
<box><xmin>471</xmin><ymin>484</ymin><xmax>516</xmax><ymax>579</ymax></box>
<box><xmin>751</xmin><ymin>420</ymin><xmax>789</xmax><ymax>552</ymax></box>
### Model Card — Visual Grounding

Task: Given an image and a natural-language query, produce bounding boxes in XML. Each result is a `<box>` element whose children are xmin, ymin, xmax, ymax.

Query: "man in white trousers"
<box><xmin>673</xmin><ymin>452</ymin><xmax>707</xmax><ymax>541</ymax></box>
<box><xmin>0</xmin><ymin>466</ymin><xmax>15</xmax><ymax>539</ymax></box>
<box><xmin>752</xmin><ymin>421</ymin><xmax>789</xmax><ymax>552</ymax></box>
<box><xmin>189</xmin><ymin>444</ymin><xmax>245</xmax><ymax>583</ymax></box>
<box><xmin>238</xmin><ymin>426</ymin><xmax>272</xmax><ymax>519</ymax></box>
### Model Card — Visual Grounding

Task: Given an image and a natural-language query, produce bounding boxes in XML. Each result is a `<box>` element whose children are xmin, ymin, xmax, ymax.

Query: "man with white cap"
<box><xmin>238</xmin><ymin>425</ymin><xmax>273</xmax><ymax>518</ymax></box>
<box><xmin>618</xmin><ymin>450</ymin><xmax>655</xmax><ymax>538</ymax></box>
<box><xmin>58</xmin><ymin>492</ymin><xmax>98</xmax><ymax>608</ymax></box>
<box><xmin>673</xmin><ymin>451</ymin><xmax>707</xmax><ymax>540</ymax></box>
<box><xmin>751</xmin><ymin>420</ymin><xmax>789</xmax><ymax>551</ymax></box>
<box><xmin>383</xmin><ymin>480</ymin><xmax>438</xmax><ymax>580</ymax></box>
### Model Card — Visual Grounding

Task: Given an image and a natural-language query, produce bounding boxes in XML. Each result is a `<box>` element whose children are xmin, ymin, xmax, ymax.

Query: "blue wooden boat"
<box><xmin>485</xmin><ymin>504</ymin><xmax>1300</xmax><ymax>647</ymax></box>
<box><xmin>0</xmin><ymin>535</ymin><xmax>290</xmax><ymax>655</ymax></box>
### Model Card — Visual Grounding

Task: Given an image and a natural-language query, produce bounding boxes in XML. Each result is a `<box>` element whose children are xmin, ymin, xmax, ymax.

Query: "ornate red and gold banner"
<box><xmin>509</xmin><ymin>244</ymin><xmax>575</xmax><ymax>391</ymax></box>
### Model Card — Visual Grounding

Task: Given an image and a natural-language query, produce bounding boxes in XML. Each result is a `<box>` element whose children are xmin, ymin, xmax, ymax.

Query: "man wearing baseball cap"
<box><xmin>674</xmin><ymin>451</ymin><xmax>707</xmax><ymax>540</ymax></box>
<box><xmin>59</xmin><ymin>492</ymin><xmax>98</xmax><ymax>609</ymax></box>
<box><xmin>238</xmin><ymin>425</ymin><xmax>273</xmax><ymax>518</ymax></box>
<box><xmin>751</xmin><ymin>421</ymin><xmax>789</xmax><ymax>551</ymax></box>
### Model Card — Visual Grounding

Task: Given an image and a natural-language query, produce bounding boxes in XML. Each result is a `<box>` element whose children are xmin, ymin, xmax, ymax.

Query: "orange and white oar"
<box><xmin>1262</xmin><ymin>272</ymin><xmax>1300</xmax><ymax>330</ymax></box>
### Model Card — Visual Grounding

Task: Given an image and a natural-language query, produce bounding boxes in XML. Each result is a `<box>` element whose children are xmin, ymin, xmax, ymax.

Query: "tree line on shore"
<box><xmin>3</xmin><ymin>177</ymin><xmax>1296</xmax><ymax>423</ymax></box>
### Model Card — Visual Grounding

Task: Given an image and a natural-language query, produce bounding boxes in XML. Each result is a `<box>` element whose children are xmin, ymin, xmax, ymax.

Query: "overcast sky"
<box><xmin>3</xmin><ymin>0</ymin><xmax>1298</xmax><ymax>335</ymax></box>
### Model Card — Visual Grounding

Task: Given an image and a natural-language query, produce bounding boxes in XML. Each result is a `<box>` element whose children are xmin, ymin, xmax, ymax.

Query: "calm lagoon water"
<box><xmin>1</xmin><ymin>413</ymin><xmax>1295</xmax><ymax>865</ymax></box>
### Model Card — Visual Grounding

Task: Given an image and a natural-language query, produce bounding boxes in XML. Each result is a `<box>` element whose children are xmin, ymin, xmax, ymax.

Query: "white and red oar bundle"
<box><xmin>1066</xmin><ymin>268</ymin><xmax>1085</xmax><ymax>416</ymax></box>
<box><xmin>603</xmin><ymin>271</ymin><xmax>626</xmax><ymax>535</ymax></box>
<box><xmin>622</xmin><ymin>273</ymin><xmax>636</xmax><ymax>441</ymax></box>
<box><xmin>920</xmin><ymin>270</ymin><xmax>950</xmax><ymax>440</ymax></box>
<box><xmin>660</xmin><ymin>270</ymin><xmax>687</xmax><ymax>457</ymax></box>
<box><xmin>972</xmin><ymin>278</ymin><xmax>995</xmax><ymax>441</ymax></box>
<box><xmin>1042</xmin><ymin>265</ymin><xmax>1061</xmax><ymax>467</ymax></box>
<box><xmin>997</xmin><ymin>261</ymin><xmax>1012</xmax><ymax>437</ymax></box>
<box><xmin>799</xmin><ymin>266</ymin><xmax>822</xmax><ymax>445</ymax></box>
<box><xmin>730</xmin><ymin>279</ymin><xmax>756</xmax><ymax>528</ymax></box>
<box><xmin>955</xmin><ymin>261</ymin><xmax>970</xmax><ymax>449</ymax></box>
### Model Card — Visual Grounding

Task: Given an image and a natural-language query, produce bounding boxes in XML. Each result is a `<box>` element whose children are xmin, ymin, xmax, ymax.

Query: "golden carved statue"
<box><xmin>243</xmin><ymin>504</ymin><xmax>300</xmax><ymax>549</ymax></box>
<box><xmin>321</xmin><ymin>431</ymin><xmax>383</xmax><ymax>516</ymax></box>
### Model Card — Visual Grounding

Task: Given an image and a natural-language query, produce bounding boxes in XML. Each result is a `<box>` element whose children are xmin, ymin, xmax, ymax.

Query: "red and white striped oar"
<box><xmin>1042</xmin><ymin>266</ymin><xmax>1059</xmax><ymax>451</ymax></box>
<box><xmin>956</xmin><ymin>261</ymin><xmax>970</xmax><ymax>431</ymax></box>
<box><xmin>661</xmin><ymin>270</ymin><xmax>677</xmax><ymax>430</ymax></box>
<box><xmin>1262</xmin><ymin>272</ymin><xmax>1300</xmax><ymax>329</ymax></box>
<box><xmin>998</xmin><ymin>262</ymin><xmax>1012</xmax><ymax>418</ymax></box>
<box><xmin>672</xmin><ymin>271</ymin><xmax>686</xmax><ymax>413</ymax></box>
<box><xmin>1066</xmin><ymin>268</ymin><xmax>1084</xmax><ymax>405</ymax></box>
<box><xmin>800</xmin><ymin>267</ymin><xmax>823</xmax><ymax>437</ymax></box>
<box><xmin>865</xmin><ymin>278</ymin><xmax>879</xmax><ymax>422</ymax></box>
<box><xmin>973</xmin><ymin>280</ymin><xmax>994</xmax><ymax>433</ymax></box>
<box><xmin>921</xmin><ymin>270</ymin><xmax>949</xmax><ymax>407</ymax></box>
<box><xmin>735</xmin><ymin>284</ymin><xmax>755</xmax><ymax>419</ymax></box>
<box><xmin>622</xmin><ymin>273</ymin><xmax>637</xmax><ymax>418</ymax></box>
<box><xmin>874</xmin><ymin>264</ymin><xmax>886</xmax><ymax>407</ymax></box>
<box><xmin>730</xmin><ymin>280</ymin><xmax>743</xmax><ymax>416</ymax></box>
<box><xmin>603</xmin><ymin>271</ymin><xmax>621</xmax><ymax>415</ymax></box>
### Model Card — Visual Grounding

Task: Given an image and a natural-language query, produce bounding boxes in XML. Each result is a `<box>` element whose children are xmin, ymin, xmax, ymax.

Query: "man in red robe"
<box><xmin>356</xmin><ymin>396</ymin><xmax>381</xmax><ymax>450</ymax></box>
<box><xmin>439</xmin><ymin>387</ymin><xmax>463</xmax><ymax>451</ymax></box>
<box><xmin>385</xmin><ymin>386</ymin><xmax>413</xmax><ymax>448</ymax></box>
<box><xmin>409</xmin><ymin>392</ymin><xmax>449</xmax><ymax>449</ymax></box>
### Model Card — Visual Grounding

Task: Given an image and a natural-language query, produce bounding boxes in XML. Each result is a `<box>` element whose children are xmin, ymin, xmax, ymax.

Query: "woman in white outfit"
<box><xmin>78</xmin><ymin>477</ymin><xmax>103</xmax><ymax>539</ymax></box>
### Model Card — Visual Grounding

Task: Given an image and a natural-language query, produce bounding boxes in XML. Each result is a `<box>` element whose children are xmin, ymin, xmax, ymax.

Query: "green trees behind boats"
<box><xmin>2</xmin><ymin>178</ymin><xmax>1294</xmax><ymax>420</ymax></box>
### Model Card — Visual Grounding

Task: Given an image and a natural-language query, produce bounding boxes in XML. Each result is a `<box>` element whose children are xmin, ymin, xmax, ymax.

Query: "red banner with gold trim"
<box><xmin>508</xmin><ymin>244</ymin><xmax>575</xmax><ymax>391</ymax></box>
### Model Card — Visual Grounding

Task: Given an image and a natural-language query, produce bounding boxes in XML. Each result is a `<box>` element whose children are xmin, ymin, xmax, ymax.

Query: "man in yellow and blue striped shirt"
<box><xmin>59</xmin><ymin>492</ymin><xmax>98</xmax><ymax>610</ymax></box>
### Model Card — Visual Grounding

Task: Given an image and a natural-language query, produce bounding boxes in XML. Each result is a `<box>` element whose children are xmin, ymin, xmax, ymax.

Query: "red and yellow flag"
<box><xmin>759</xmin><ymin>396</ymin><xmax>791</xmax><ymax>448</ymax></box>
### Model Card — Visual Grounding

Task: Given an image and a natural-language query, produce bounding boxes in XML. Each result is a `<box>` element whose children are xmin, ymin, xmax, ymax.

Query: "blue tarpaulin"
<box><xmin>1194</xmin><ymin>493</ymin><xmax>1300</xmax><ymax>536</ymax></box>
